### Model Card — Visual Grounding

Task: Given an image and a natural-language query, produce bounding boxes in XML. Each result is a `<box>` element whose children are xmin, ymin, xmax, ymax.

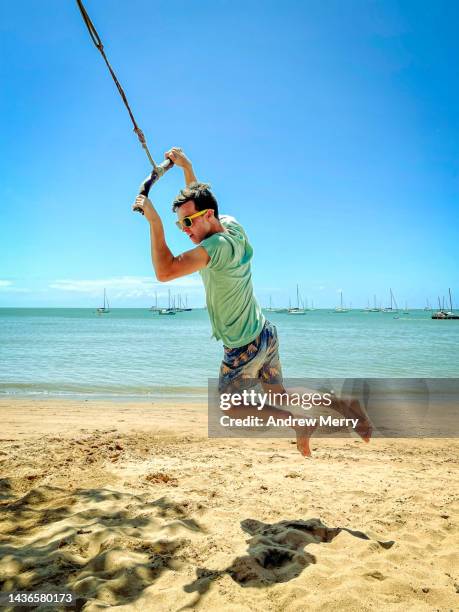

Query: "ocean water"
<box><xmin>0</xmin><ymin>308</ymin><xmax>458</xmax><ymax>399</ymax></box>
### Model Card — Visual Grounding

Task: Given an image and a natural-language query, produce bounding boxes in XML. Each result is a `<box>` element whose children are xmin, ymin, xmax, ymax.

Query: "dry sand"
<box><xmin>0</xmin><ymin>398</ymin><xmax>458</xmax><ymax>611</ymax></box>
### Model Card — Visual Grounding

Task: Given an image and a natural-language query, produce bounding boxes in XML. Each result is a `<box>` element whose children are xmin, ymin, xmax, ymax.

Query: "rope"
<box><xmin>76</xmin><ymin>0</ymin><xmax>157</xmax><ymax>169</ymax></box>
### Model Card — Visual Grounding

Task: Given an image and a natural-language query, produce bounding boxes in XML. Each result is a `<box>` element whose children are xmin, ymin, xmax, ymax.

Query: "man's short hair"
<box><xmin>172</xmin><ymin>182</ymin><xmax>219</xmax><ymax>219</ymax></box>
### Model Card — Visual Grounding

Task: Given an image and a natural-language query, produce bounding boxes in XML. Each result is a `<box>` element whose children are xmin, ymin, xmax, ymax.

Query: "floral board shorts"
<box><xmin>218</xmin><ymin>320</ymin><xmax>283</xmax><ymax>393</ymax></box>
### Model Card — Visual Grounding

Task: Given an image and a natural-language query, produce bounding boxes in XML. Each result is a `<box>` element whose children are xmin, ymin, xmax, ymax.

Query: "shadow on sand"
<box><xmin>184</xmin><ymin>517</ymin><xmax>394</xmax><ymax>598</ymax></box>
<box><xmin>0</xmin><ymin>485</ymin><xmax>204</xmax><ymax>610</ymax></box>
<box><xmin>1</xmin><ymin>485</ymin><xmax>394</xmax><ymax>610</ymax></box>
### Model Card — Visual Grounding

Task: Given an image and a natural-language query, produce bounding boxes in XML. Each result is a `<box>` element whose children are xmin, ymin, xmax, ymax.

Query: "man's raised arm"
<box><xmin>165</xmin><ymin>147</ymin><xmax>197</xmax><ymax>186</ymax></box>
<box><xmin>132</xmin><ymin>194</ymin><xmax>209</xmax><ymax>282</ymax></box>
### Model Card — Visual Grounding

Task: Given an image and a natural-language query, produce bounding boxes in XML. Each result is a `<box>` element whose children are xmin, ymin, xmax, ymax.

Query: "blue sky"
<box><xmin>1</xmin><ymin>0</ymin><xmax>458</xmax><ymax>309</ymax></box>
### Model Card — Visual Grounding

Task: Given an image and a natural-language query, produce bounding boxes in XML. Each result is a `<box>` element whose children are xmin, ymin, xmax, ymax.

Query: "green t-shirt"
<box><xmin>199</xmin><ymin>215</ymin><xmax>265</xmax><ymax>348</ymax></box>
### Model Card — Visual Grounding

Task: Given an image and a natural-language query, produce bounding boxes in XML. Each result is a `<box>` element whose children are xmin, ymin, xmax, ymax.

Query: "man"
<box><xmin>133</xmin><ymin>147</ymin><xmax>371</xmax><ymax>457</ymax></box>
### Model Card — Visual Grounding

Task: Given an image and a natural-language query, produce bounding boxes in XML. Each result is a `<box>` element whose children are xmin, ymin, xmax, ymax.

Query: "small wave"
<box><xmin>0</xmin><ymin>383</ymin><xmax>208</xmax><ymax>401</ymax></box>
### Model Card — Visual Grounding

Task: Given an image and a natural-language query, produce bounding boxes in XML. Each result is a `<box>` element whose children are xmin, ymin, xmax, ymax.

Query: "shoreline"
<box><xmin>0</xmin><ymin>391</ymin><xmax>208</xmax><ymax>404</ymax></box>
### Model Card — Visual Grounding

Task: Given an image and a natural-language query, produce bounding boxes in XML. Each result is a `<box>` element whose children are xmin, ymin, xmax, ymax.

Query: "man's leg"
<box><xmin>260</xmin><ymin>381</ymin><xmax>317</xmax><ymax>458</ymax></box>
<box><xmin>257</xmin><ymin>321</ymin><xmax>316</xmax><ymax>457</ymax></box>
<box><xmin>258</xmin><ymin>320</ymin><xmax>372</xmax><ymax>454</ymax></box>
<box><xmin>218</xmin><ymin>331</ymin><xmax>302</xmax><ymax>444</ymax></box>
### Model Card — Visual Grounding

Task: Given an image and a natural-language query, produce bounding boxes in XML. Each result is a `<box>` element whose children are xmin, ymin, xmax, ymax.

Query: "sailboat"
<box><xmin>402</xmin><ymin>301</ymin><xmax>410</xmax><ymax>315</ymax></box>
<box><xmin>288</xmin><ymin>285</ymin><xmax>306</xmax><ymax>315</ymax></box>
<box><xmin>368</xmin><ymin>294</ymin><xmax>381</xmax><ymax>312</ymax></box>
<box><xmin>175</xmin><ymin>294</ymin><xmax>185</xmax><ymax>313</ymax></box>
<box><xmin>383</xmin><ymin>288</ymin><xmax>399</xmax><ymax>313</ymax></box>
<box><xmin>150</xmin><ymin>291</ymin><xmax>160</xmax><ymax>313</ymax></box>
<box><xmin>183</xmin><ymin>294</ymin><xmax>192</xmax><ymax>312</ymax></box>
<box><xmin>432</xmin><ymin>288</ymin><xmax>459</xmax><ymax>319</ymax></box>
<box><xmin>334</xmin><ymin>291</ymin><xmax>349</xmax><ymax>313</ymax></box>
<box><xmin>96</xmin><ymin>289</ymin><xmax>110</xmax><ymax>314</ymax></box>
<box><xmin>432</xmin><ymin>296</ymin><xmax>446</xmax><ymax>319</ymax></box>
<box><xmin>266</xmin><ymin>296</ymin><xmax>276</xmax><ymax>312</ymax></box>
<box><xmin>159</xmin><ymin>308</ymin><xmax>175</xmax><ymax>315</ymax></box>
<box><xmin>159</xmin><ymin>288</ymin><xmax>176</xmax><ymax>315</ymax></box>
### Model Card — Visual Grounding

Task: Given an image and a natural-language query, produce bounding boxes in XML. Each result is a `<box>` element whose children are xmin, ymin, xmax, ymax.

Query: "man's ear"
<box><xmin>206</xmin><ymin>209</ymin><xmax>214</xmax><ymax>220</ymax></box>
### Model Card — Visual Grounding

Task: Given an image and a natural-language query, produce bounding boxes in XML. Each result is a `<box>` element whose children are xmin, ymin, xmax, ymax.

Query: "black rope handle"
<box><xmin>139</xmin><ymin>161</ymin><xmax>171</xmax><ymax>197</ymax></box>
<box><xmin>135</xmin><ymin>158</ymin><xmax>174</xmax><ymax>214</ymax></box>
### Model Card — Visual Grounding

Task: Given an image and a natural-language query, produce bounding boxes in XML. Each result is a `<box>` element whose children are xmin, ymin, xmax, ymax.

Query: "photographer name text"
<box><xmin>219</xmin><ymin>415</ymin><xmax>359</xmax><ymax>429</ymax></box>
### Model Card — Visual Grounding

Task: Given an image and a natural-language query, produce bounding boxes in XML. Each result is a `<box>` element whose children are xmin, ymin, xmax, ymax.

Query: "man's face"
<box><xmin>176</xmin><ymin>200</ymin><xmax>211</xmax><ymax>245</ymax></box>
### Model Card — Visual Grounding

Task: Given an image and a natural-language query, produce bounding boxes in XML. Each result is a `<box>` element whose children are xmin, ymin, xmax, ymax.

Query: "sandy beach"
<box><xmin>0</xmin><ymin>398</ymin><xmax>458</xmax><ymax>611</ymax></box>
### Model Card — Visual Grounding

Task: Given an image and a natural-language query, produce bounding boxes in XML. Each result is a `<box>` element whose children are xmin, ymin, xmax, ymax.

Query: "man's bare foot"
<box><xmin>335</xmin><ymin>398</ymin><xmax>373</xmax><ymax>442</ymax></box>
<box><xmin>294</xmin><ymin>425</ymin><xmax>317</xmax><ymax>457</ymax></box>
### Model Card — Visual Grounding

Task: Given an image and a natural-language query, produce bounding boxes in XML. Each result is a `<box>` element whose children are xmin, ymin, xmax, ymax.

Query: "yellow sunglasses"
<box><xmin>175</xmin><ymin>209</ymin><xmax>209</xmax><ymax>229</ymax></box>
